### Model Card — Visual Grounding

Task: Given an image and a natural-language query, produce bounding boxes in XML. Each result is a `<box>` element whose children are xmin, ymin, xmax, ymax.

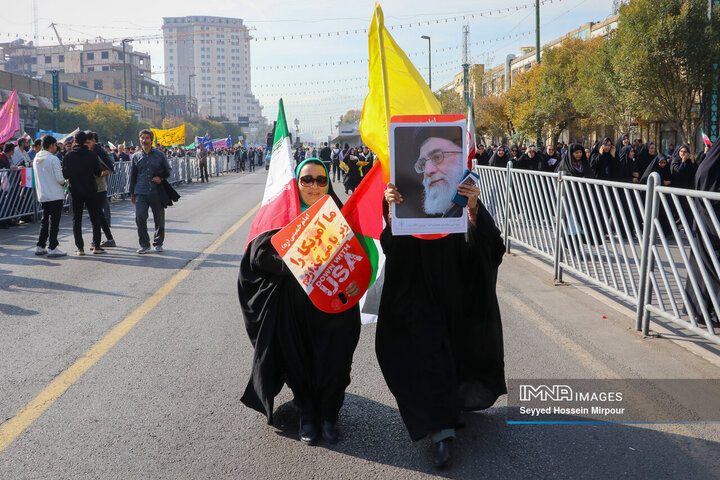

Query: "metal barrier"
<box><xmin>476</xmin><ymin>163</ymin><xmax>720</xmax><ymax>345</ymax></box>
<box><xmin>0</xmin><ymin>153</ymin><xmax>238</xmax><ymax>222</ymax></box>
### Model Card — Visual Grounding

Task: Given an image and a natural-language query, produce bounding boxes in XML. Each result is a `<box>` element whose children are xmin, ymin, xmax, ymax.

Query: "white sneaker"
<box><xmin>35</xmin><ymin>246</ymin><xmax>47</xmax><ymax>256</ymax></box>
<box><xmin>137</xmin><ymin>247</ymin><xmax>152</xmax><ymax>254</ymax></box>
<box><xmin>47</xmin><ymin>248</ymin><xmax>67</xmax><ymax>257</ymax></box>
<box><xmin>154</xmin><ymin>245</ymin><xmax>164</xmax><ymax>252</ymax></box>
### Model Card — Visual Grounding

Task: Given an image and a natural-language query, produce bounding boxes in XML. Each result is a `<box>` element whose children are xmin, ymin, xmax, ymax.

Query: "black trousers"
<box><xmin>135</xmin><ymin>190</ymin><xmax>165</xmax><ymax>248</ymax></box>
<box><xmin>71</xmin><ymin>194</ymin><xmax>102</xmax><ymax>250</ymax></box>
<box><xmin>199</xmin><ymin>162</ymin><xmax>209</xmax><ymax>182</ymax></box>
<box><xmin>332</xmin><ymin>162</ymin><xmax>340</xmax><ymax>181</ymax></box>
<box><xmin>96</xmin><ymin>191</ymin><xmax>114</xmax><ymax>243</ymax></box>
<box><xmin>37</xmin><ymin>199</ymin><xmax>63</xmax><ymax>250</ymax></box>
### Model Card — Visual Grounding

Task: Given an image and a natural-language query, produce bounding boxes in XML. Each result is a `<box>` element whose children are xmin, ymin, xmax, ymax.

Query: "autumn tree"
<box><xmin>613</xmin><ymin>0</ymin><xmax>720</xmax><ymax>152</ymax></box>
<box><xmin>474</xmin><ymin>95</ymin><xmax>512</xmax><ymax>141</ymax></box>
<box><xmin>435</xmin><ymin>89</ymin><xmax>465</xmax><ymax>115</ymax></box>
<box><xmin>74</xmin><ymin>101</ymin><xmax>136</xmax><ymax>142</ymax></box>
<box><xmin>504</xmin><ymin>65</ymin><xmax>545</xmax><ymax>142</ymax></box>
<box><xmin>339</xmin><ymin>109</ymin><xmax>362</xmax><ymax>127</ymax></box>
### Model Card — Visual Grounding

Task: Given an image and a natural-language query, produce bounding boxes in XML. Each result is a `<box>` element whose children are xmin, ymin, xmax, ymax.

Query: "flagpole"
<box><xmin>375</xmin><ymin>5</ymin><xmax>392</xmax><ymax>136</ymax></box>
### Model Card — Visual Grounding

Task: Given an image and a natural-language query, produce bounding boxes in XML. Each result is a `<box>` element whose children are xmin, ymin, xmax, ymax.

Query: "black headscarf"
<box><xmin>695</xmin><ymin>139</ymin><xmax>720</xmax><ymax>193</ymax></box>
<box><xmin>555</xmin><ymin>143</ymin><xmax>589</xmax><ymax>177</ymax></box>
<box><xmin>636</xmin><ymin>142</ymin><xmax>657</xmax><ymax>177</ymax></box>
<box><xmin>640</xmin><ymin>154</ymin><xmax>670</xmax><ymax>184</ymax></box>
<box><xmin>670</xmin><ymin>144</ymin><xmax>695</xmax><ymax>189</ymax></box>
<box><xmin>489</xmin><ymin>146</ymin><xmax>509</xmax><ymax>167</ymax></box>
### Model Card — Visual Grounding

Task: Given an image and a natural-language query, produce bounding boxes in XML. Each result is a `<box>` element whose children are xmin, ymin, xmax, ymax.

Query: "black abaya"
<box><xmin>375</xmin><ymin>202</ymin><xmax>507</xmax><ymax>441</ymax></box>
<box><xmin>684</xmin><ymin>141</ymin><xmax>720</xmax><ymax>323</ymax></box>
<box><xmin>238</xmin><ymin>226</ymin><xmax>360</xmax><ymax>425</ymax></box>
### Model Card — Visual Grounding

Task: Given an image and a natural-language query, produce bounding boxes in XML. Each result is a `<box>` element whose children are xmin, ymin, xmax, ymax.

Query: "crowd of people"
<box><xmin>475</xmin><ymin>136</ymin><xmax>711</xmax><ymax>189</ymax></box>
<box><xmin>0</xmin><ymin>129</ymin><xmax>180</xmax><ymax>256</ymax></box>
<box><xmin>293</xmin><ymin>142</ymin><xmax>376</xmax><ymax>194</ymax></box>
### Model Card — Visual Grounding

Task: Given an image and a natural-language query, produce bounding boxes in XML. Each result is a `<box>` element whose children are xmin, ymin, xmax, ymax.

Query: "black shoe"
<box><xmin>299</xmin><ymin>422</ymin><xmax>318</xmax><ymax>446</ymax></box>
<box><xmin>321</xmin><ymin>420</ymin><xmax>338</xmax><ymax>444</ymax></box>
<box><xmin>432</xmin><ymin>439</ymin><xmax>452</xmax><ymax>468</ymax></box>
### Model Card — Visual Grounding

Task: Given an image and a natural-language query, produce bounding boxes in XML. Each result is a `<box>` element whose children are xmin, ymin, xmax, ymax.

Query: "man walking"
<box><xmin>197</xmin><ymin>142</ymin><xmax>209</xmax><ymax>182</ymax></box>
<box><xmin>62</xmin><ymin>131</ymin><xmax>105</xmax><ymax>256</ymax></box>
<box><xmin>319</xmin><ymin>142</ymin><xmax>332</xmax><ymax>172</ymax></box>
<box><xmin>33</xmin><ymin>135</ymin><xmax>67</xmax><ymax>257</ymax></box>
<box><xmin>130</xmin><ymin>129</ymin><xmax>172</xmax><ymax>254</ymax></box>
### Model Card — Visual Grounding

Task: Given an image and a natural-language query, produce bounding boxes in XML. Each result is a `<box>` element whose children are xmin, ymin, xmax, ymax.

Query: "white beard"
<box><xmin>422</xmin><ymin>159</ymin><xmax>465</xmax><ymax>215</ymax></box>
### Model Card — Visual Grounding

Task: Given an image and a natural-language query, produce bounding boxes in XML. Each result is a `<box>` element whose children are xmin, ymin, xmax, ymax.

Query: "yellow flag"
<box><xmin>151</xmin><ymin>125</ymin><xmax>186</xmax><ymax>147</ymax></box>
<box><xmin>360</xmin><ymin>3</ymin><xmax>443</xmax><ymax>182</ymax></box>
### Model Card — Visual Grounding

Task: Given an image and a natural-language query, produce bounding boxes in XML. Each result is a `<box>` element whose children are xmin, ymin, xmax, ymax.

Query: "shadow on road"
<box><xmin>266</xmin><ymin>397</ymin><xmax>719</xmax><ymax>478</ymax></box>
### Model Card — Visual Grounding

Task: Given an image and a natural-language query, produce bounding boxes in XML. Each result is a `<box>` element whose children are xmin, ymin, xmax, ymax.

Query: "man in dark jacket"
<box><xmin>62</xmin><ymin>131</ymin><xmax>104</xmax><ymax>255</ymax></box>
<box><xmin>130</xmin><ymin>129</ymin><xmax>172</xmax><ymax>254</ymax></box>
<box><xmin>319</xmin><ymin>142</ymin><xmax>332</xmax><ymax>171</ymax></box>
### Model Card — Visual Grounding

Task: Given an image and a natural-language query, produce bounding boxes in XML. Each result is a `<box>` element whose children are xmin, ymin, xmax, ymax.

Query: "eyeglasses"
<box><xmin>299</xmin><ymin>175</ymin><xmax>328</xmax><ymax>187</ymax></box>
<box><xmin>414</xmin><ymin>150</ymin><xmax>463</xmax><ymax>173</ymax></box>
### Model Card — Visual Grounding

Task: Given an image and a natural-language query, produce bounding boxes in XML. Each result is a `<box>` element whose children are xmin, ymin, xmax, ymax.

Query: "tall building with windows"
<box><xmin>162</xmin><ymin>16</ymin><xmax>264</xmax><ymax>128</ymax></box>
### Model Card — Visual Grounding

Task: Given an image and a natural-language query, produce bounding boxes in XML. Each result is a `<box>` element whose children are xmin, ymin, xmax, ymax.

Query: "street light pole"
<box><xmin>121</xmin><ymin>38</ymin><xmax>133</xmax><ymax>110</ymax></box>
<box><xmin>421</xmin><ymin>35</ymin><xmax>431</xmax><ymax>90</ymax></box>
<box><xmin>188</xmin><ymin>73</ymin><xmax>196</xmax><ymax>120</ymax></box>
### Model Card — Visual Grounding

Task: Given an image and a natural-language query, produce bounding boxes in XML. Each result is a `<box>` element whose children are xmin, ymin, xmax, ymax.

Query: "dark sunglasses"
<box><xmin>299</xmin><ymin>175</ymin><xmax>328</xmax><ymax>187</ymax></box>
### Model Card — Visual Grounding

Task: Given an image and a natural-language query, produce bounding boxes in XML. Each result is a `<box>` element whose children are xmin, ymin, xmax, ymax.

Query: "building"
<box><xmin>0</xmin><ymin>39</ymin><xmax>151</xmax><ymax>79</ymax></box>
<box><xmin>479</xmin><ymin>15</ymin><xmax>619</xmax><ymax>96</ymax></box>
<box><xmin>162</xmin><ymin>16</ymin><xmax>265</xmax><ymax>128</ymax></box>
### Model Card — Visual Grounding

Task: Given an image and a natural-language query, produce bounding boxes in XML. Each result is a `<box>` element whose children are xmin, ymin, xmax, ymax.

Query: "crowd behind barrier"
<box><xmin>0</xmin><ymin>153</ymin><xmax>240</xmax><ymax>223</ymax></box>
<box><xmin>477</xmin><ymin>162</ymin><xmax>720</xmax><ymax>346</ymax></box>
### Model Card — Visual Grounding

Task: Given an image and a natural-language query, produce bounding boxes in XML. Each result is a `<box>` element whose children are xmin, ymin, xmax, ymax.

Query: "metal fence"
<box><xmin>477</xmin><ymin>163</ymin><xmax>720</xmax><ymax>346</ymax></box>
<box><xmin>0</xmin><ymin>153</ymin><xmax>240</xmax><ymax>222</ymax></box>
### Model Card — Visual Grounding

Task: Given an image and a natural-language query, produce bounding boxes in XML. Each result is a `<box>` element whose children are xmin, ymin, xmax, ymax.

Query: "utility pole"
<box><xmin>421</xmin><ymin>35</ymin><xmax>431</xmax><ymax>90</ymax></box>
<box><xmin>462</xmin><ymin>25</ymin><xmax>470</xmax><ymax>106</ymax></box>
<box><xmin>536</xmin><ymin>1</ymin><xmax>541</xmax><ymax>64</ymax></box>
<box><xmin>121</xmin><ymin>39</ymin><xmax>133</xmax><ymax>110</ymax></box>
<box><xmin>707</xmin><ymin>0</ymin><xmax>719</xmax><ymax>142</ymax></box>
<box><xmin>188</xmin><ymin>73</ymin><xmax>196</xmax><ymax>120</ymax></box>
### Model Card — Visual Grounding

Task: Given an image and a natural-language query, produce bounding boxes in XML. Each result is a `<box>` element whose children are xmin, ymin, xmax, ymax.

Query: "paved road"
<box><xmin>1</xmin><ymin>170</ymin><xmax>719</xmax><ymax>479</ymax></box>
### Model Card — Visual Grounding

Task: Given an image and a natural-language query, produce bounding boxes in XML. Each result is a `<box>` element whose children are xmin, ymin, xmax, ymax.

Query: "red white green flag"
<box><xmin>20</xmin><ymin>167</ymin><xmax>35</xmax><ymax>188</ymax></box>
<box><xmin>246</xmin><ymin>98</ymin><xmax>300</xmax><ymax>246</ymax></box>
<box><xmin>701</xmin><ymin>129</ymin><xmax>713</xmax><ymax>147</ymax></box>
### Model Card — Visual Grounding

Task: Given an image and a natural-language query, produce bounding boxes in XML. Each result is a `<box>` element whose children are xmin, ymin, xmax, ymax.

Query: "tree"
<box><xmin>339</xmin><ymin>109</ymin><xmax>362</xmax><ymax>127</ymax></box>
<box><xmin>534</xmin><ymin>38</ymin><xmax>591</xmax><ymax>145</ymax></box>
<box><xmin>474</xmin><ymin>95</ymin><xmax>512</xmax><ymax>141</ymax></box>
<box><xmin>74</xmin><ymin>101</ymin><xmax>135</xmax><ymax>142</ymax></box>
<box><xmin>613</xmin><ymin>0</ymin><xmax>720</xmax><ymax>152</ymax></box>
<box><xmin>435</xmin><ymin>89</ymin><xmax>465</xmax><ymax>115</ymax></box>
<box><xmin>504</xmin><ymin>65</ymin><xmax>545</xmax><ymax>142</ymax></box>
<box><xmin>37</xmin><ymin>107</ymin><xmax>89</xmax><ymax>134</ymax></box>
<box><xmin>574</xmin><ymin>35</ymin><xmax>638</xmax><ymax>133</ymax></box>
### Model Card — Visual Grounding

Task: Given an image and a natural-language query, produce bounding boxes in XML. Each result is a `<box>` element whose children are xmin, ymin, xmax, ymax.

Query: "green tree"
<box><xmin>474</xmin><ymin>94</ymin><xmax>512</xmax><ymax>141</ymax></box>
<box><xmin>435</xmin><ymin>89</ymin><xmax>465</xmax><ymax>115</ymax></box>
<box><xmin>613</xmin><ymin>0</ymin><xmax>720</xmax><ymax>152</ymax></box>
<box><xmin>505</xmin><ymin>65</ymin><xmax>545</xmax><ymax>142</ymax></box>
<box><xmin>37</xmin><ymin>107</ymin><xmax>88</xmax><ymax>134</ymax></box>
<box><xmin>75</xmin><ymin>101</ymin><xmax>135</xmax><ymax>142</ymax></box>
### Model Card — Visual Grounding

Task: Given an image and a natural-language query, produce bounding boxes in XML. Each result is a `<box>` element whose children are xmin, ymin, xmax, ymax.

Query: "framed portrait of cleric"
<box><xmin>389</xmin><ymin>115</ymin><xmax>468</xmax><ymax>236</ymax></box>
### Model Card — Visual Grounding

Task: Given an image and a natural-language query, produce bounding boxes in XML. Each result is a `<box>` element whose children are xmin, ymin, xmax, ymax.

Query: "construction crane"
<box><xmin>49</xmin><ymin>22</ymin><xmax>64</xmax><ymax>46</ymax></box>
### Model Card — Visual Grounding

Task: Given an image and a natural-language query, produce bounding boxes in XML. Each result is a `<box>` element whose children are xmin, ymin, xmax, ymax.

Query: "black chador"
<box><xmin>375</xmin><ymin>201</ymin><xmax>507</xmax><ymax>442</ymax></box>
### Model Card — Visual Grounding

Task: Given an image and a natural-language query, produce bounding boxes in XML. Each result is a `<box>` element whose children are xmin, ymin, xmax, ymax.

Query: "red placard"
<box><xmin>271</xmin><ymin>195</ymin><xmax>371</xmax><ymax>313</ymax></box>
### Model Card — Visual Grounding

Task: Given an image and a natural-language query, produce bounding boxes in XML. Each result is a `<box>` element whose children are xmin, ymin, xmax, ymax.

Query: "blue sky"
<box><xmin>9</xmin><ymin>0</ymin><xmax>617</xmax><ymax>141</ymax></box>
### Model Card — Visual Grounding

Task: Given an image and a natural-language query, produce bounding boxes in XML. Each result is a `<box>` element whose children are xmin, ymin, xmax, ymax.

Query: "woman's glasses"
<box><xmin>299</xmin><ymin>175</ymin><xmax>328</xmax><ymax>187</ymax></box>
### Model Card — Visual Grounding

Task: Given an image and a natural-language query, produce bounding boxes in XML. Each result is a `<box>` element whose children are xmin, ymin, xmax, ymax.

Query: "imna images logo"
<box><xmin>519</xmin><ymin>384</ymin><xmax>573</xmax><ymax>402</ymax></box>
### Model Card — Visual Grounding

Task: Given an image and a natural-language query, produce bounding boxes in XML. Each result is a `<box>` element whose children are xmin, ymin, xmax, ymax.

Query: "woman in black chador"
<box><xmin>378</xmin><ymin>172</ymin><xmax>506</xmax><ymax>468</ymax></box>
<box><xmin>238</xmin><ymin>158</ymin><xmax>361</xmax><ymax>446</ymax></box>
<box><xmin>684</xmin><ymin>141</ymin><xmax>720</xmax><ymax>326</ymax></box>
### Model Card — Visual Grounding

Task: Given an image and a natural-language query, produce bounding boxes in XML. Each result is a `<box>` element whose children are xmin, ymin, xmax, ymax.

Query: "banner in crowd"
<box><xmin>272</xmin><ymin>195</ymin><xmax>371</xmax><ymax>313</ymax></box>
<box><xmin>211</xmin><ymin>136</ymin><xmax>232</xmax><ymax>149</ymax></box>
<box><xmin>151</xmin><ymin>125</ymin><xmax>186</xmax><ymax>147</ymax></box>
<box><xmin>59</xmin><ymin>128</ymin><xmax>80</xmax><ymax>144</ymax></box>
<box><xmin>36</xmin><ymin>130</ymin><xmax>66</xmax><ymax>140</ymax></box>
<box><xmin>0</xmin><ymin>89</ymin><xmax>20</xmax><ymax>144</ymax></box>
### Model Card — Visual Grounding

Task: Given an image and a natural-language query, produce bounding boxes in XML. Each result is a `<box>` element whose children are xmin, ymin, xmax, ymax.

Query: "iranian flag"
<box><xmin>701</xmin><ymin>129</ymin><xmax>713</xmax><ymax>147</ymax></box>
<box><xmin>466</xmin><ymin>95</ymin><xmax>476</xmax><ymax>169</ymax></box>
<box><xmin>22</xmin><ymin>131</ymin><xmax>32</xmax><ymax>142</ymax></box>
<box><xmin>246</xmin><ymin>98</ymin><xmax>300</xmax><ymax>246</ymax></box>
<box><xmin>20</xmin><ymin>167</ymin><xmax>35</xmax><ymax>188</ymax></box>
